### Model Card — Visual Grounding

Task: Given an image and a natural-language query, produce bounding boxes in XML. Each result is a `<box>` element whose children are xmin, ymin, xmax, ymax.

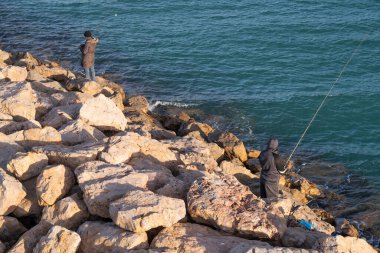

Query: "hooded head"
<box><xmin>267</xmin><ymin>138</ymin><xmax>279</xmax><ymax>154</ymax></box>
<box><xmin>84</xmin><ymin>31</ymin><xmax>92</xmax><ymax>38</ymax></box>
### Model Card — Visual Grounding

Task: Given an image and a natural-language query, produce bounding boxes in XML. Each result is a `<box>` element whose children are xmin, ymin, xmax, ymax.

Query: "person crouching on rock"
<box><xmin>258</xmin><ymin>138</ymin><xmax>280</xmax><ymax>200</ymax></box>
<box><xmin>79</xmin><ymin>31</ymin><xmax>99</xmax><ymax>81</ymax></box>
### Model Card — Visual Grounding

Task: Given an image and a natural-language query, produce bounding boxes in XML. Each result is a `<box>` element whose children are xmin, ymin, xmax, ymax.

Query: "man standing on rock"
<box><xmin>258</xmin><ymin>138</ymin><xmax>281</xmax><ymax>199</ymax></box>
<box><xmin>80</xmin><ymin>31</ymin><xmax>99</xmax><ymax>81</ymax></box>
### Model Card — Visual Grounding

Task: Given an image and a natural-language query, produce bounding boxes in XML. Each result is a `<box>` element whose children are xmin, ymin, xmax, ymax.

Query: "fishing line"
<box><xmin>280</xmin><ymin>34</ymin><xmax>368</xmax><ymax>173</ymax></box>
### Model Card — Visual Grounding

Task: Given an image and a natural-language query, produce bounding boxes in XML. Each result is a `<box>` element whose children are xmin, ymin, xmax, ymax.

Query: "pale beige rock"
<box><xmin>207</xmin><ymin>142</ymin><xmax>225</xmax><ymax>162</ymax></box>
<box><xmin>31</xmin><ymin>80</ymin><xmax>67</xmax><ymax>94</ymax></box>
<box><xmin>229</xmin><ymin>245</ymin><xmax>318</xmax><ymax>253</ymax></box>
<box><xmin>59</xmin><ymin>120</ymin><xmax>106</xmax><ymax>145</ymax></box>
<box><xmin>210</xmin><ymin>131</ymin><xmax>248</xmax><ymax>162</ymax></box>
<box><xmin>36</xmin><ymin>165</ymin><xmax>75</xmax><ymax>206</ymax></box>
<box><xmin>155</xmin><ymin>177</ymin><xmax>186</xmax><ymax>199</ymax></box>
<box><xmin>10</xmin><ymin>126</ymin><xmax>62</xmax><ymax>149</ymax></box>
<box><xmin>151</xmin><ymin>223</ymin><xmax>271</xmax><ymax>253</ymax></box>
<box><xmin>109</xmin><ymin>189</ymin><xmax>186</xmax><ymax>232</ymax></box>
<box><xmin>32</xmin><ymin>90</ymin><xmax>57</xmax><ymax>120</ymax></box>
<box><xmin>100</xmin><ymin>132</ymin><xmax>178</xmax><ymax>167</ymax></box>
<box><xmin>77</xmin><ymin>221</ymin><xmax>149</xmax><ymax>253</ymax></box>
<box><xmin>51</xmin><ymin>91</ymin><xmax>92</xmax><ymax>106</ymax></box>
<box><xmin>27</xmin><ymin>70</ymin><xmax>45</xmax><ymax>82</ymax></box>
<box><xmin>0</xmin><ymin>132</ymin><xmax>25</xmax><ymax>168</ymax></box>
<box><xmin>0</xmin><ymin>50</ymin><xmax>11</xmax><ymax>63</ymax></box>
<box><xmin>79</xmin><ymin>94</ymin><xmax>127</xmax><ymax>131</ymax></box>
<box><xmin>313</xmin><ymin>235</ymin><xmax>377</xmax><ymax>253</ymax></box>
<box><xmin>282</xmin><ymin>172</ymin><xmax>323</xmax><ymax>198</ymax></box>
<box><xmin>281</xmin><ymin>227</ymin><xmax>329</xmax><ymax>249</ymax></box>
<box><xmin>178</xmin><ymin>121</ymin><xmax>214</xmax><ymax>139</ymax></box>
<box><xmin>32</xmin><ymin>141</ymin><xmax>106</xmax><ymax>168</ymax></box>
<box><xmin>8</xmin><ymin>220</ymin><xmax>52</xmax><ymax>253</ymax></box>
<box><xmin>7</xmin><ymin>152</ymin><xmax>48</xmax><ymax>180</ymax></box>
<box><xmin>65</xmin><ymin>79</ymin><xmax>103</xmax><ymax>95</ymax></box>
<box><xmin>126</xmin><ymin>95</ymin><xmax>149</xmax><ymax>113</ymax></box>
<box><xmin>187</xmin><ymin>174</ymin><xmax>287</xmax><ymax>240</ymax></box>
<box><xmin>13</xmin><ymin>177</ymin><xmax>42</xmax><ymax>217</ymax></box>
<box><xmin>32</xmin><ymin>64</ymin><xmax>75</xmax><ymax>82</ymax></box>
<box><xmin>0</xmin><ymin>66</ymin><xmax>28</xmax><ymax>81</ymax></box>
<box><xmin>0</xmin><ymin>112</ymin><xmax>12</xmax><ymax>120</ymax></box>
<box><xmin>41</xmin><ymin>104</ymin><xmax>81</xmax><ymax>129</ymax></box>
<box><xmin>95</xmin><ymin>76</ymin><xmax>126</xmax><ymax>101</ymax></box>
<box><xmin>0</xmin><ymin>81</ymin><xmax>36</xmax><ymax>120</ymax></box>
<box><xmin>289</xmin><ymin>205</ymin><xmax>335</xmax><ymax>235</ymax></box>
<box><xmin>220</xmin><ymin>159</ymin><xmax>258</xmax><ymax>185</ymax></box>
<box><xmin>0</xmin><ymin>120</ymin><xmax>41</xmax><ymax>135</ymax></box>
<box><xmin>32</xmin><ymin>225</ymin><xmax>81</xmax><ymax>253</ymax></box>
<box><xmin>14</xmin><ymin>52</ymin><xmax>40</xmax><ymax>69</ymax></box>
<box><xmin>75</xmin><ymin>161</ymin><xmax>149</xmax><ymax>217</ymax></box>
<box><xmin>0</xmin><ymin>216</ymin><xmax>27</xmax><ymax>243</ymax></box>
<box><xmin>41</xmin><ymin>194</ymin><xmax>89</xmax><ymax>230</ymax></box>
<box><xmin>0</xmin><ymin>167</ymin><xmax>27</xmax><ymax>215</ymax></box>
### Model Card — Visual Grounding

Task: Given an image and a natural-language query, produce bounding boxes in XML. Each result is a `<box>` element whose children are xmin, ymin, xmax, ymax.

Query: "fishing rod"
<box><xmin>279</xmin><ymin>35</ymin><xmax>368</xmax><ymax>174</ymax></box>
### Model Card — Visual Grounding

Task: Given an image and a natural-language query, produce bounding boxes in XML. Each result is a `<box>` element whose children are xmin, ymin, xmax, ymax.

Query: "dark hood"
<box><xmin>267</xmin><ymin>138</ymin><xmax>279</xmax><ymax>154</ymax></box>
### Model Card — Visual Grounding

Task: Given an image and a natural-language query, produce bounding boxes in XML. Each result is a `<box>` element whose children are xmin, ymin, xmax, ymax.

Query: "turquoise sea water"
<box><xmin>1</xmin><ymin>0</ymin><xmax>379</xmax><ymax>244</ymax></box>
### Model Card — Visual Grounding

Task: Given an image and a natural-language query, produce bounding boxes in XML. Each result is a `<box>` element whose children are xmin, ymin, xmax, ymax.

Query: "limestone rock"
<box><xmin>335</xmin><ymin>218</ymin><xmax>359</xmax><ymax>237</ymax></box>
<box><xmin>151</xmin><ymin>223</ymin><xmax>271</xmax><ymax>253</ymax></box>
<box><xmin>281</xmin><ymin>227</ymin><xmax>329</xmax><ymax>249</ymax></box>
<box><xmin>178</xmin><ymin>120</ymin><xmax>214</xmax><ymax>139</ymax></box>
<box><xmin>210</xmin><ymin>131</ymin><xmax>248</xmax><ymax>162</ymax></box>
<box><xmin>32</xmin><ymin>141</ymin><xmax>106</xmax><ymax>168</ymax></box>
<box><xmin>187</xmin><ymin>174</ymin><xmax>287</xmax><ymax>240</ymax></box>
<box><xmin>0</xmin><ymin>167</ymin><xmax>27</xmax><ymax>215</ymax></box>
<box><xmin>31</xmin><ymin>80</ymin><xmax>67</xmax><ymax>94</ymax></box>
<box><xmin>13</xmin><ymin>177</ymin><xmax>42</xmax><ymax>217</ymax></box>
<box><xmin>32</xmin><ymin>64</ymin><xmax>75</xmax><ymax>82</ymax></box>
<box><xmin>77</xmin><ymin>221</ymin><xmax>149</xmax><ymax>253</ymax></box>
<box><xmin>155</xmin><ymin>177</ymin><xmax>186</xmax><ymax>199</ymax></box>
<box><xmin>65</xmin><ymin>79</ymin><xmax>103</xmax><ymax>95</ymax></box>
<box><xmin>32</xmin><ymin>225</ymin><xmax>81</xmax><ymax>253</ymax></box>
<box><xmin>79</xmin><ymin>94</ymin><xmax>127</xmax><ymax>131</ymax></box>
<box><xmin>0</xmin><ymin>120</ymin><xmax>41</xmax><ymax>135</ymax></box>
<box><xmin>7</xmin><ymin>152</ymin><xmax>48</xmax><ymax>180</ymax></box>
<box><xmin>0</xmin><ymin>132</ymin><xmax>25</xmax><ymax>168</ymax></box>
<box><xmin>27</xmin><ymin>70</ymin><xmax>45</xmax><ymax>82</ymax></box>
<box><xmin>313</xmin><ymin>235</ymin><xmax>377</xmax><ymax>253</ymax></box>
<box><xmin>59</xmin><ymin>120</ymin><xmax>106</xmax><ymax>145</ymax></box>
<box><xmin>75</xmin><ymin>161</ymin><xmax>149</xmax><ymax>217</ymax></box>
<box><xmin>0</xmin><ymin>112</ymin><xmax>12</xmax><ymax>120</ymax></box>
<box><xmin>51</xmin><ymin>91</ymin><xmax>92</xmax><ymax>106</ymax></box>
<box><xmin>0</xmin><ymin>50</ymin><xmax>11</xmax><ymax>63</ymax></box>
<box><xmin>13</xmin><ymin>52</ymin><xmax>40</xmax><ymax>69</ymax></box>
<box><xmin>0</xmin><ymin>81</ymin><xmax>36</xmax><ymax>120</ymax></box>
<box><xmin>10</xmin><ymin>126</ymin><xmax>62</xmax><ymax>149</ymax></box>
<box><xmin>36</xmin><ymin>164</ymin><xmax>75</xmax><ymax>206</ymax></box>
<box><xmin>219</xmin><ymin>159</ymin><xmax>258</xmax><ymax>185</ymax></box>
<box><xmin>95</xmin><ymin>76</ymin><xmax>126</xmax><ymax>101</ymax></box>
<box><xmin>32</xmin><ymin>90</ymin><xmax>57</xmax><ymax>120</ymax></box>
<box><xmin>283</xmin><ymin>172</ymin><xmax>323</xmax><ymax>198</ymax></box>
<box><xmin>41</xmin><ymin>194</ymin><xmax>89</xmax><ymax>230</ymax></box>
<box><xmin>289</xmin><ymin>205</ymin><xmax>335</xmax><ymax>235</ymax></box>
<box><xmin>8</xmin><ymin>220</ymin><xmax>52</xmax><ymax>253</ymax></box>
<box><xmin>109</xmin><ymin>189</ymin><xmax>186</xmax><ymax>232</ymax></box>
<box><xmin>207</xmin><ymin>142</ymin><xmax>225</xmax><ymax>162</ymax></box>
<box><xmin>100</xmin><ymin>132</ymin><xmax>178</xmax><ymax>167</ymax></box>
<box><xmin>126</xmin><ymin>95</ymin><xmax>149</xmax><ymax>113</ymax></box>
<box><xmin>41</xmin><ymin>104</ymin><xmax>81</xmax><ymax>129</ymax></box>
<box><xmin>0</xmin><ymin>66</ymin><xmax>28</xmax><ymax>81</ymax></box>
<box><xmin>248</xmin><ymin>150</ymin><xmax>261</xmax><ymax>159</ymax></box>
<box><xmin>0</xmin><ymin>216</ymin><xmax>27</xmax><ymax>244</ymax></box>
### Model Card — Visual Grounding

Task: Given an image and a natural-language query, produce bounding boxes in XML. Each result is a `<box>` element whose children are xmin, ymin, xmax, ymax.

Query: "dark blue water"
<box><xmin>1</xmin><ymin>0</ymin><xmax>379</xmax><ymax>244</ymax></box>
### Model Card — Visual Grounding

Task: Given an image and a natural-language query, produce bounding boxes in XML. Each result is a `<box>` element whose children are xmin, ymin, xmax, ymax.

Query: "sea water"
<box><xmin>0</xmin><ymin>0</ymin><xmax>379</xmax><ymax>244</ymax></box>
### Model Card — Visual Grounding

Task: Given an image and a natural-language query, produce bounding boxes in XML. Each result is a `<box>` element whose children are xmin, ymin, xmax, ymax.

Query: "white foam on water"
<box><xmin>149</xmin><ymin>100</ymin><xmax>198</xmax><ymax>111</ymax></box>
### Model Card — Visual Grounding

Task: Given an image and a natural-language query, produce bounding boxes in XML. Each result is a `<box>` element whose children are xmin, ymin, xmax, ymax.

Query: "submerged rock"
<box><xmin>77</xmin><ymin>221</ymin><xmax>149</xmax><ymax>253</ymax></box>
<box><xmin>0</xmin><ymin>167</ymin><xmax>27</xmax><ymax>215</ymax></box>
<box><xmin>187</xmin><ymin>174</ymin><xmax>287</xmax><ymax>240</ymax></box>
<box><xmin>109</xmin><ymin>189</ymin><xmax>186</xmax><ymax>232</ymax></box>
<box><xmin>75</xmin><ymin>161</ymin><xmax>149</xmax><ymax>218</ymax></box>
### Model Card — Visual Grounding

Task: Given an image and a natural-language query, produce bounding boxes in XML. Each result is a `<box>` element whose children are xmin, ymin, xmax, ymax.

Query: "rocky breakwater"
<box><xmin>0</xmin><ymin>48</ymin><xmax>377</xmax><ymax>253</ymax></box>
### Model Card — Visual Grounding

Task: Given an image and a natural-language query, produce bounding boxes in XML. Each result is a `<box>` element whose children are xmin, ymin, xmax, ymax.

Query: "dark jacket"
<box><xmin>80</xmin><ymin>37</ymin><xmax>98</xmax><ymax>68</ymax></box>
<box><xmin>259</xmin><ymin>139</ymin><xmax>280</xmax><ymax>183</ymax></box>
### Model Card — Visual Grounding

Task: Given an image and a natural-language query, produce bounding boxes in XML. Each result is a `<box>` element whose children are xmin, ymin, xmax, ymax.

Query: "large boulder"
<box><xmin>109</xmin><ymin>189</ymin><xmax>186</xmax><ymax>232</ymax></box>
<box><xmin>75</xmin><ymin>161</ymin><xmax>149</xmax><ymax>218</ymax></box>
<box><xmin>281</xmin><ymin>227</ymin><xmax>329</xmax><ymax>249</ymax></box>
<box><xmin>0</xmin><ymin>50</ymin><xmax>11</xmax><ymax>63</ymax></box>
<box><xmin>7</xmin><ymin>152</ymin><xmax>48</xmax><ymax>181</ymax></box>
<box><xmin>8</xmin><ymin>221</ymin><xmax>52</xmax><ymax>253</ymax></box>
<box><xmin>219</xmin><ymin>159</ymin><xmax>258</xmax><ymax>185</ymax></box>
<box><xmin>41</xmin><ymin>104</ymin><xmax>81</xmax><ymax>129</ymax></box>
<box><xmin>0</xmin><ymin>132</ymin><xmax>25</xmax><ymax>168</ymax></box>
<box><xmin>36</xmin><ymin>164</ymin><xmax>75</xmax><ymax>206</ymax></box>
<box><xmin>0</xmin><ymin>216</ymin><xmax>27</xmax><ymax>244</ymax></box>
<box><xmin>13</xmin><ymin>52</ymin><xmax>40</xmax><ymax>69</ymax></box>
<box><xmin>0</xmin><ymin>167</ymin><xmax>27</xmax><ymax>215</ymax></box>
<box><xmin>31</xmin><ymin>90</ymin><xmax>57</xmax><ymax>120</ymax></box>
<box><xmin>187</xmin><ymin>174</ymin><xmax>287</xmax><ymax>240</ymax></box>
<box><xmin>0</xmin><ymin>81</ymin><xmax>36</xmax><ymax>120</ymax></box>
<box><xmin>77</xmin><ymin>221</ymin><xmax>149</xmax><ymax>253</ymax></box>
<box><xmin>151</xmin><ymin>223</ymin><xmax>271</xmax><ymax>253</ymax></box>
<box><xmin>282</xmin><ymin>172</ymin><xmax>323</xmax><ymax>198</ymax></box>
<box><xmin>31</xmin><ymin>63</ymin><xmax>75</xmax><ymax>82</ymax></box>
<box><xmin>65</xmin><ymin>79</ymin><xmax>103</xmax><ymax>95</ymax></box>
<box><xmin>31</xmin><ymin>80</ymin><xmax>67</xmax><ymax>94</ymax></box>
<box><xmin>79</xmin><ymin>94</ymin><xmax>128</xmax><ymax>131</ymax></box>
<box><xmin>41</xmin><ymin>194</ymin><xmax>89</xmax><ymax>230</ymax></box>
<box><xmin>100</xmin><ymin>132</ymin><xmax>178</xmax><ymax>167</ymax></box>
<box><xmin>209</xmin><ymin>131</ymin><xmax>248</xmax><ymax>162</ymax></box>
<box><xmin>155</xmin><ymin>177</ymin><xmax>186</xmax><ymax>200</ymax></box>
<box><xmin>9</xmin><ymin>126</ymin><xmax>62</xmax><ymax>149</ymax></box>
<box><xmin>178</xmin><ymin>120</ymin><xmax>214</xmax><ymax>140</ymax></box>
<box><xmin>59</xmin><ymin>120</ymin><xmax>106</xmax><ymax>145</ymax></box>
<box><xmin>13</xmin><ymin>177</ymin><xmax>42</xmax><ymax>217</ymax></box>
<box><xmin>313</xmin><ymin>235</ymin><xmax>377</xmax><ymax>253</ymax></box>
<box><xmin>50</xmin><ymin>91</ymin><xmax>92</xmax><ymax>106</ymax></box>
<box><xmin>0</xmin><ymin>66</ymin><xmax>28</xmax><ymax>81</ymax></box>
<box><xmin>32</xmin><ymin>141</ymin><xmax>106</xmax><ymax>168</ymax></box>
<box><xmin>0</xmin><ymin>120</ymin><xmax>41</xmax><ymax>135</ymax></box>
<box><xmin>125</xmin><ymin>95</ymin><xmax>149</xmax><ymax>113</ymax></box>
<box><xmin>32</xmin><ymin>225</ymin><xmax>81</xmax><ymax>253</ymax></box>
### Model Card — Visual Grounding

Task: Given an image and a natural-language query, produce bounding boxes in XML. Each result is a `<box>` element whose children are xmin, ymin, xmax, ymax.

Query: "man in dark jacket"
<box><xmin>80</xmin><ymin>31</ymin><xmax>99</xmax><ymax>81</ymax></box>
<box><xmin>258</xmin><ymin>138</ymin><xmax>280</xmax><ymax>199</ymax></box>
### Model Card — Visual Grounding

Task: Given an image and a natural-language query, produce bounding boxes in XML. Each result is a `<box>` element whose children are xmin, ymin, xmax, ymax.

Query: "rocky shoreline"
<box><xmin>0</xmin><ymin>49</ymin><xmax>378</xmax><ymax>252</ymax></box>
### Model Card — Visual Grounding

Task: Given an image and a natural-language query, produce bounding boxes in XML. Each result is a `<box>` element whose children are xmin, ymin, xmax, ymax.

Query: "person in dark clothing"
<box><xmin>258</xmin><ymin>138</ymin><xmax>281</xmax><ymax>199</ymax></box>
<box><xmin>79</xmin><ymin>31</ymin><xmax>99</xmax><ymax>81</ymax></box>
